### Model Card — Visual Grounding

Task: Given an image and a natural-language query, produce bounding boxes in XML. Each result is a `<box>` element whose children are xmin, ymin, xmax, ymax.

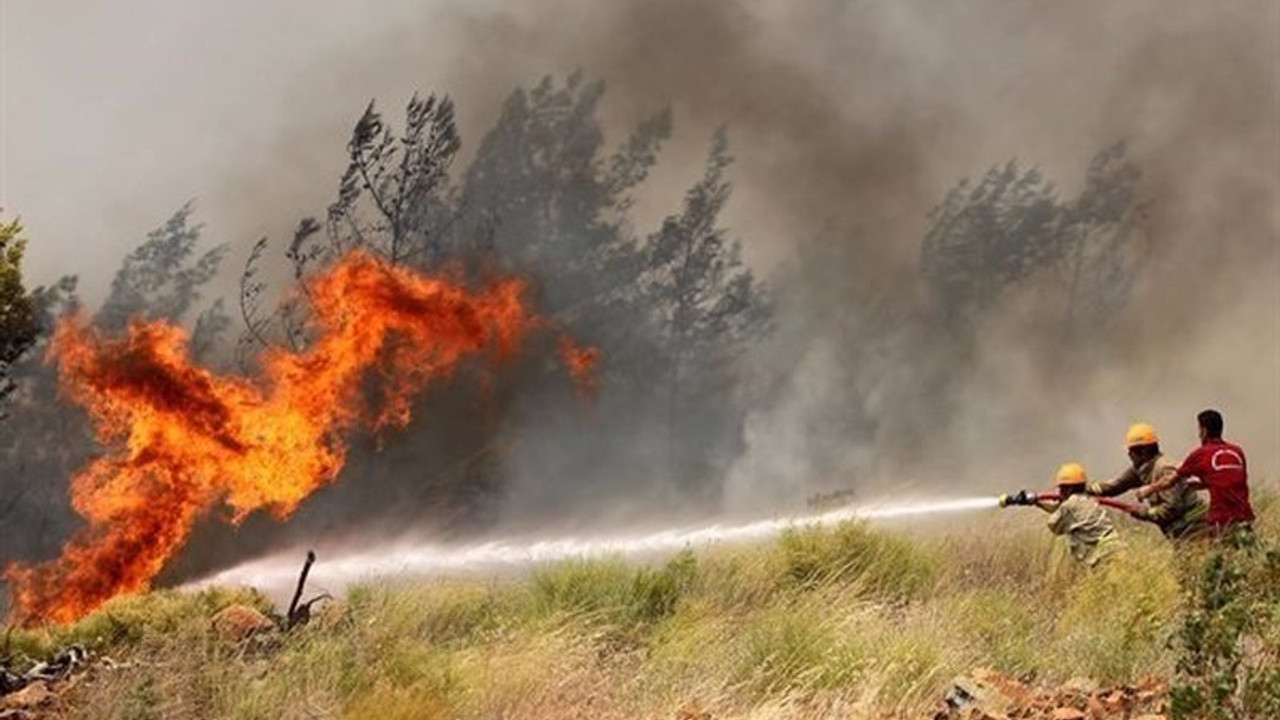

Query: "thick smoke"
<box><xmin>3</xmin><ymin>0</ymin><xmax>1277</xmax><ymax>585</ymax></box>
<box><xmin>445</xmin><ymin>0</ymin><xmax>1279</xmax><ymax>512</ymax></box>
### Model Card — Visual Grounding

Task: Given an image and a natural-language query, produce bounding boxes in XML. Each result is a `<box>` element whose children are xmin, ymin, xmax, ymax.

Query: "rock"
<box><xmin>1099</xmin><ymin>689</ymin><xmax>1127</xmax><ymax>713</ymax></box>
<box><xmin>1062</xmin><ymin>677</ymin><xmax>1099</xmax><ymax>695</ymax></box>
<box><xmin>211</xmin><ymin>604</ymin><xmax>276</xmax><ymax>642</ymax></box>
<box><xmin>944</xmin><ymin>675</ymin><xmax>1014</xmax><ymax>719</ymax></box>
<box><xmin>0</xmin><ymin>681</ymin><xmax>57</xmax><ymax>711</ymax></box>
<box><xmin>24</xmin><ymin>645</ymin><xmax>89</xmax><ymax>683</ymax></box>
<box><xmin>0</xmin><ymin>671</ymin><xmax>24</xmax><ymax>696</ymax></box>
<box><xmin>936</xmin><ymin>671</ymin><xmax>1169</xmax><ymax>720</ymax></box>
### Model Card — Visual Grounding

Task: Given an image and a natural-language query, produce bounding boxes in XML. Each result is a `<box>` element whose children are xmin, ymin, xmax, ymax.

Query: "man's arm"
<box><xmin>1128</xmin><ymin>503</ymin><xmax>1162</xmax><ymax>524</ymax></box>
<box><xmin>1045</xmin><ymin>505</ymin><xmax>1069</xmax><ymax>535</ymax></box>
<box><xmin>1140</xmin><ymin>475</ymin><xmax>1205</xmax><ymax>499</ymax></box>
<box><xmin>1035</xmin><ymin>498</ymin><xmax>1061</xmax><ymax>514</ymax></box>
<box><xmin>1087</xmin><ymin>467</ymin><xmax>1141</xmax><ymax>497</ymax></box>
<box><xmin>1137</xmin><ymin>453</ymin><xmax>1201</xmax><ymax>499</ymax></box>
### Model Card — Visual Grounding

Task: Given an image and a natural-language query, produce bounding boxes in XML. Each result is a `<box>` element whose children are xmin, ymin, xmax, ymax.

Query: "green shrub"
<box><xmin>530</xmin><ymin>550</ymin><xmax>697</xmax><ymax>628</ymax></box>
<box><xmin>531</xmin><ymin>556</ymin><xmax>633</xmax><ymax>618</ymax></box>
<box><xmin>777</xmin><ymin>521</ymin><xmax>940</xmax><ymax>599</ymax></box>
<box><xmin>365</xmin><ymin>583</ymin><xmax>512</xmax><ymax>646</ymax></box>
<box><xmin>689</xmin><ymin>545</ymin><xmax>783</xmax><ymax>611</ymax></box>
<box><xmin>1170</xmin><ymin>529</ymin><xmax>1280</xmax><ymax>719</ymax></box>
<box><xmin>630</xmin><ymin>550</ymin><xmax>697</xmax><ymax>624</ymax></box>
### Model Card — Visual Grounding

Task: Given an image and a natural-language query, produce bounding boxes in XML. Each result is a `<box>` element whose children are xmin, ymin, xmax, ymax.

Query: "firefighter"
<box><xmin>1001</xmin><ymin>462</ymin><xmax>1123</xmax><ymax>566</ymax></box>
<box><xmin>1136</xmin><ymin>409</ymin><xmax>1254</xmax><ymax>534</ymax></box>
<box><xmin>1086</xmin><ymin>422</ymin><xmax>1209</xmax><ymax>540</ymax></box>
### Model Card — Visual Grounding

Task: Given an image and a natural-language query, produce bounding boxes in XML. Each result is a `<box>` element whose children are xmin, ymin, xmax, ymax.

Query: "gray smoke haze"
<box><xmin>3</xmin><ymin>0</ymin><xmax>1277</xmax><ymax>538</ymax></box>
<box><xmin>456</xmin><ymin>0</ymin><xmax>1280</xmax><ymax>511</ymax></box>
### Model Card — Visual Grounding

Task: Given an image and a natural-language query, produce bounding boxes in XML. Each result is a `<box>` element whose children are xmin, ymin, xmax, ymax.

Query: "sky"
<box><xmin>2</xmin><ymin>2</ymin><xmax>464</xmax><ymax>298</ymax></box>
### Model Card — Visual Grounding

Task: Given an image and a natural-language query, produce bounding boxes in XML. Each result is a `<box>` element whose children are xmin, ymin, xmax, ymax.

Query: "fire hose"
<box><xmin>997</xmin><ymin>490</ymin><xmax>1144</xmax><ymax>515</ymax></box>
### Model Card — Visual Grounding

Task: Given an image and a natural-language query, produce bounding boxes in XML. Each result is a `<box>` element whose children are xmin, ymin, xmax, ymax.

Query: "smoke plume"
<box><xmin>2</xmin><ymin>0</ymin><xmax>1276</xmax><ymax>598</ymax></box>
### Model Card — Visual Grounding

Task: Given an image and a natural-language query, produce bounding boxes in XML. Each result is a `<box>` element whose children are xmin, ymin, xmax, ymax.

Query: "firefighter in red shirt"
<box><xmin>1138</xmin><ymin>409</ymin><xmax>1254</xmax><ymax>531</ymax></box>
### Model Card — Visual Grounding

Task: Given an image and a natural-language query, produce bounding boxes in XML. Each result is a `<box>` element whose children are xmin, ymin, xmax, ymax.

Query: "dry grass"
<box><xmin>10</xmin><ymin>492</ymin><xmax>1278</xmax><ymax>720</ymax></box>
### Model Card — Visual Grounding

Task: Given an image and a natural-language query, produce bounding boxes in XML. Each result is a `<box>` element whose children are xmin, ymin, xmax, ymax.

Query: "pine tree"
<box><xmin>640</xmin><ymin>130</ymin><xmax>770</xmax><ymax>488</ymax></box>
<box><xmin>920</xmin><ymin>160</ymin><xmax>1064</xmax><ymax>326</ymax></box>
<box><xmin>1059</xmin><ymin>142</ymin><xmax>1144</xmax><ymax>332</ymax></box>
<box><xmin>0</xmin><ymin>216</ymin><xmax>39</xmax><ymax>410</ymax></box>
<box><xmin>323</xmin><ymin>94</ymin><xmax>461</xmax><ymax>268</ymax></box>
<box><xmin>94</xmin><ymin>203</ymin><xmax>228</xmax><ymax>335</ymax></box>
<box><xmin>460</xmin><ymin>74</ymin><xmax>671</xmax><ymax>334</ymax></box>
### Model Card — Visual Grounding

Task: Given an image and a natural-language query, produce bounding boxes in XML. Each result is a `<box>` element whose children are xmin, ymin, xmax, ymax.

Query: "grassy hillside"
<box><xmin>8</xmin><ymin>495</ymin><xmax>1278</xmax><ymax>719</ymax></box>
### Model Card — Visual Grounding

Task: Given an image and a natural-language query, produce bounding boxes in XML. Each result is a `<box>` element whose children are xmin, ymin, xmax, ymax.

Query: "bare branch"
<box><xmin>238</xmin><ymin>237</ymin><xmax>272</xmax><ymax>351</ymax></box>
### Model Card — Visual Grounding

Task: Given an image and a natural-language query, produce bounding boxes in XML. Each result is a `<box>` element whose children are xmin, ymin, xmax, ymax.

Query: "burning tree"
<box><xmin>237</xmin><ymin>75</ymin><xmax>766</xmax><ymax>524</ymax></box>
<box><xmin>4</xmin><ymin>252</ymin><xmax>545</xmax><ymax>625</ymax></box>
<box><xmin>4</xmin><ymin>75</ymin><xmax>777</xmax><ymax>622</ymax></box>
<box><xmin>0</xmin><ymin>207</ymin><xmax>230</xmax><ymax>596</ymax></box>
<box><xmin>240</xmin><ymin>94</ymin><xmax>460</xmax><ymax>358</ymax></box>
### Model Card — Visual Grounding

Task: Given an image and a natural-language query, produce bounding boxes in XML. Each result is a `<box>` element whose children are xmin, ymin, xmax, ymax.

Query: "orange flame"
<box><xmin>3</xmin><ymin>251</ymin><xmax>582</xmax><ymax>625</ymax></box>
<box><xmin>559</xmin><ymin>337</ymin><xmax>600</xmax><ymax>398</ymax></box>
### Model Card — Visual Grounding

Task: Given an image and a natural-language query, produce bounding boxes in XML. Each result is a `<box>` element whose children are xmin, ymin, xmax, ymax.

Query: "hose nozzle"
<box><xmin>999</xmin><ymin>490</ymin><xmax>1038</xmax><ymax>507</ymax></box>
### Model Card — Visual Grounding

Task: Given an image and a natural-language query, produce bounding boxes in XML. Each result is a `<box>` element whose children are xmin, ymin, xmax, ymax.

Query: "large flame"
<box><xmin>4</xmin><ymin>251</ymin><xmax>567</xmax><ymax>625</ymax></box>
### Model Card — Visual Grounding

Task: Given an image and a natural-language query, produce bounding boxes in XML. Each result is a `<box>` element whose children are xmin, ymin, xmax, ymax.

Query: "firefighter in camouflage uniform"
<box><xmin>1001</xmin><ymin>462</ymin><xmax>1124</xmax><ymax>567</ymax></box>
<box><xmin>1086</xmin><ymin>423</ymin><xmax>1210</xmax><ymax>541</ymax></box>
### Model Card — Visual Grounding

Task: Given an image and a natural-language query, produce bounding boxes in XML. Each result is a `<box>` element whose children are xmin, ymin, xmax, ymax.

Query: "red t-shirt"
<box><xmin>1178</xmin><ymin>439</ymin><xmax>1254</xmax><ymax>526</ymax></box>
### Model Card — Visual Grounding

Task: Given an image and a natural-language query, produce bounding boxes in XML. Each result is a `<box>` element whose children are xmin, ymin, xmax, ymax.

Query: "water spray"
<box><xmin>191</xmin><ymin>497</ymin><xmax>1000</xmax><ymax>598</ymax></box>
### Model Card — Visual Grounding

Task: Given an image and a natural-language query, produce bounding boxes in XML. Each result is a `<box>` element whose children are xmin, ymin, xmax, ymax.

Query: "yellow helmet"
<box><xmin>1055</xmin><ymin>462</ymin><xmax>1088</xmax><ymax>486</ymax></box>
<box><xmin>1125</xmin><ymin>422</ymin><xmax>1159</xmax><ymax>448</ymax></box>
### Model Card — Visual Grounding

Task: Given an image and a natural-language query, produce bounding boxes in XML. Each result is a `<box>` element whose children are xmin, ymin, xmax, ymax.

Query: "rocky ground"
<box><xmin>936</xmin><ymin>669</ymin><xmax>1168</xmax><ymax>720</ymax></box>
